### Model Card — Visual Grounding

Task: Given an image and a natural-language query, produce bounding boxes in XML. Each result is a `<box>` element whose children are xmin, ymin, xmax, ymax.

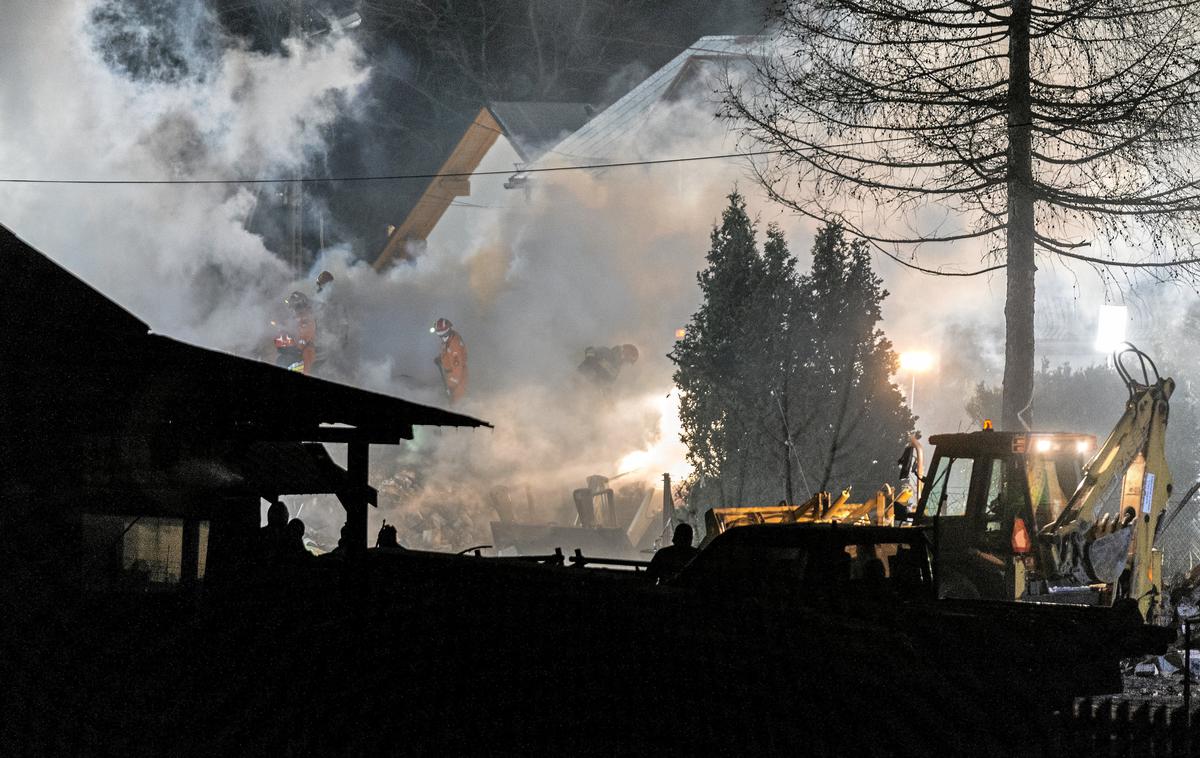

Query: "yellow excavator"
<box><xmin>702</xmin><ymin>344</ymin><xmax>1174</xmax><ymax>618</ymax></box>
<box><xmin>917</xmin><ymin>344</ymin><xmax>1172</xmax><ymax>619</ymax></box>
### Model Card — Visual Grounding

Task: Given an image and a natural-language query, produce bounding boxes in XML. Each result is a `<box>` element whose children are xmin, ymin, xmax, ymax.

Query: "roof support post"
<box><xmin>180</xmin><ymin>517</ymin><xmax>200</xmax><ymax>588</ymax></box>
<box><xmin>344</xmin><ymin>441</ymin><xmax>370</xmax><ymax>559</ymax></box>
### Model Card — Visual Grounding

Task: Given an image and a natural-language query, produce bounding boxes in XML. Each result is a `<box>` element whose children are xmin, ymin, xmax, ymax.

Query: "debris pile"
<box><xmin>377</xmin><ymin>469</ymin><xmax>490</xmax><ymax>551</ymax></box>
<box><xmin>1120</xmin><ymin>643</ymin><xmax>1200</xmax><ymax>704</ymax></box>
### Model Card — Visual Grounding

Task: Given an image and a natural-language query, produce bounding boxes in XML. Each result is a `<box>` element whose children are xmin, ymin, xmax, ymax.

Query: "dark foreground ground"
<box><xmin>0</xmin><ymin>549</ymin><xmax>1175</xmax><ymax>756</ymax></box>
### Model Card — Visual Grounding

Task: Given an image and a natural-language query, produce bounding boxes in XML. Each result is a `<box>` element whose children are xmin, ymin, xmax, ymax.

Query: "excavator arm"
<box><xmin>1041</xmin><ymin>345</ymin><xmax>1173</xmax><ymax>616</ymax></box>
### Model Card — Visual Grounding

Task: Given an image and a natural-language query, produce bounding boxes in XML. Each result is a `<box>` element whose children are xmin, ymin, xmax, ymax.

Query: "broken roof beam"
<box><xmin>373</xmin><ymin>107</ymin><xmax>502</xmax><ymax>270</ymax></box>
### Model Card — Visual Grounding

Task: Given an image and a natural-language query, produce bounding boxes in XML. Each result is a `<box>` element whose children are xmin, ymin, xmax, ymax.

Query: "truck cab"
<box><xmin>673</xmin><ymin>522</ymin><xmax>936</xmax><ymax>603</ymax></box>
<box><xmin>914</xmin><ymin>429</ymin><xmax>1097</xmax><ymax>601</ymax></box>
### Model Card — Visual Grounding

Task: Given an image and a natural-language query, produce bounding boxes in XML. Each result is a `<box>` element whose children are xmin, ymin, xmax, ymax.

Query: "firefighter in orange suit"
<box><xmin>285</xmin><ymin>291</ymin><xmax>318</xmax><ymax>374</ymax></box>
<box><xmin>432</xmin><ymin>317</ymin><xmax>467</xmax><ymax>403</ymax></box>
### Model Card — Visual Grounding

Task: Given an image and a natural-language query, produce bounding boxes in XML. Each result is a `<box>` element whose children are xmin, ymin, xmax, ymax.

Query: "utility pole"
<box><xmin>662</xmin><ymin>473</ymin><xmax>674</xmax><ymax>532</ymax></box>
<box><xmin>1001</xmin><ymin>0</ymin><xmax>1036</xmax><ymax>432</ymax></box>
<box><xmin>288</xmin><ymin>0</ymin><xmax>305</xmax><ymax>272</ymax></box>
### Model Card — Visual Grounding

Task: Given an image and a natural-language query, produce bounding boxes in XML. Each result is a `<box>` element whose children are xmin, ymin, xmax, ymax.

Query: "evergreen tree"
<box><xmin>673</xmin><ymin>199</ymin><xmax>913</xmax><ymax>512</ymax></box>
<box><xmin>671</xmin><ymin>191</ymin><xmax>765</xmax><ymax>507</ymax></box>
<box><xmin>798</xmin><ymin>224</ymin><xmax>913</xmax><ymax>494</ymax></box>
<box><xmin>745</xmin><ymin>223</ymin><xmax>810</xmax><ymax>504</ymax></box>
<box><xmin>726</xmin><ymin>1</ymin><xmax>1200</xmax><ymax>431</ymax></box>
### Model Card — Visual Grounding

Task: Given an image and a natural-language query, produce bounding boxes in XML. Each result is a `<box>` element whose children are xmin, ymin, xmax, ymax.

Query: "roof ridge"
<box><xmin>532</xmin><ymin>35</ymin><xmax>757</xmax><ymax>166</ymax></box>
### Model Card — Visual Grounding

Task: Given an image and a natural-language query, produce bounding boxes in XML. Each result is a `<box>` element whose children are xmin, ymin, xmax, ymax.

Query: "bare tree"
<box><xmin>360</xmin><ymin>0</ymin><xmax>638</xmax><ymax>102</ymax></box>
<box><xmin>725</xmin><ymin>1</ymin><xmax>1200</xmax><ymax>430</ymax></box>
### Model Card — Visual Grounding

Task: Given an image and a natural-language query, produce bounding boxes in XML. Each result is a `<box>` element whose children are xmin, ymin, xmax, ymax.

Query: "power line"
<box><xmin>0</xmin><ymin>139</ymin><xmax>1008</xmax><ymax>277</ymax></box>
<box><xmin>0</xmin><ymin>148</ymin><xmax>793</xmax><ymax>185</ymax></box>
<box><xmin>8</xmin><ymin>140</ymin><xmax>1174</xmax><ymax>277</ymax></box>
<box><xmin>0</xmin><ymin>133</ymin><xmax>923</xmax><ymax>186</ymax></box>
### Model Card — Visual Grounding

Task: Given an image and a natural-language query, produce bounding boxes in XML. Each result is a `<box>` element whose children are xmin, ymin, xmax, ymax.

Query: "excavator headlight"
<box><xmin>1035</xmin><ymin>438</ymin><xmax>1053</xmax><ymax>453</ymax></box>
<box><xmin>1076</xmin><ymin>440</ymin><xmax>1092</xmax><ymax>454</ymax></box>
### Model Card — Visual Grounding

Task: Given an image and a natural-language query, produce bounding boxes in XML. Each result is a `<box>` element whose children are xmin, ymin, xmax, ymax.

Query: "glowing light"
<box><xmin>1095</xmin><ymin>304</ymin><xmax>1127</xmax><ymax>353</ymax></box>
<box><xmin>1076</xmin><ymin>439</ymin><xmax>1092</xmax><ymax>454</ymax></box>
<box><xmin>675</xmin><ymin>327</ymin><xmax>687</xmax><ymax>340</ymax></box>
<box><xmin>898</xmin><ymin>351</ymin><xmax>935</xmax><ymax>372</ymax></box>
<box><xmin>1035</xmin><ymin>438</ymin><xmax>1053</xmax><ymax>453</ymax></box>
<box><xmin>613</xmin><ymin>390</ymin><xmax>691</xmax><ymax>484</ymax></box>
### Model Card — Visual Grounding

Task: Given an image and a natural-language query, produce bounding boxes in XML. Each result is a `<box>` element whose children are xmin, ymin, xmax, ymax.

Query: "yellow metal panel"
<box><xmin>373</xmin><ymin>108</ymin><xmax>503</xmax><ymax>270</ymax></box>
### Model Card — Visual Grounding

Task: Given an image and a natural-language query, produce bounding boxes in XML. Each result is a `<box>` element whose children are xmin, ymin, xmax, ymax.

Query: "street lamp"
<box><xmin>1095</xmin><ymin>304</ymin><xmax>1127</xmax><ymax>354</ymax></box>
<box><xmin>898</xmin><ymin>351</ymin><xmax>935</xmax><ymax>421</ymax></box>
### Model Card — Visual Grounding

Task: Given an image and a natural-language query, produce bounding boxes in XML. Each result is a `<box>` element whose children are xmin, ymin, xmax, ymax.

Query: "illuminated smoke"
<box><xmin>0</xmin><ymin>0</ymin><xmax>368</xmax><ymax>353</ymax></box>
<box><xmin>2</xmin><ymin>7</ymin><xmax>1169</xmax><ymax>551</ymax></box>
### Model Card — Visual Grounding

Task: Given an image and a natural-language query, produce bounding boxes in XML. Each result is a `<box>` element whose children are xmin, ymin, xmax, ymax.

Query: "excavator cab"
<box><xmin>915</xmin><ymin>430</ymin><xmax>1095</xmax><ymax>601</ymax></box>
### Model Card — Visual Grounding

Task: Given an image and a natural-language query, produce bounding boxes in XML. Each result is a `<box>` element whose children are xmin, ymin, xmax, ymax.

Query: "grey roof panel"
<box><xmin>487</xmin><ymin>101</ymin><xmax>595</xmax><ymax>162</ymax></box>
<box><xmin>534</xmin><ymin>36</ymin><xmax>766</xmax><ymax>166</ymax></box>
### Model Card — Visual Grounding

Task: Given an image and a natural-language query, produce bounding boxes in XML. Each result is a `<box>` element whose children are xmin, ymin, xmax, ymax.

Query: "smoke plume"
<box><xmin>4</xmin><ymin>5</ymin><xmax>1192</xmax><ymax>552</ymax></box>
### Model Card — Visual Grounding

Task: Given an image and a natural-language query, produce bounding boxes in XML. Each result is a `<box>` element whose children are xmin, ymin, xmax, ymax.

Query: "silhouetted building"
<box><xmin>0</xmin><ymin>223</ymin><xmax>488</xmax><ymax>595</ymax></box>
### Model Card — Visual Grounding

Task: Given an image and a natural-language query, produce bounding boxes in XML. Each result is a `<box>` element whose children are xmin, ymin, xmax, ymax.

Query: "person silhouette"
<box><xmin>326</xmin><ymin>523</ymin><xmax>355</xmax><ymax>558</ymax></box>
<box><xmin>285</xmin><ymin>518</ymin><xmax>311</xmax><ymax>563</ymax></box>
<box><xmin>260</xmin><ymin>500</ymin><xmax>289</xmax><ymax>561</ymax></box>
<box><xmin>646</xmin><ymin>523</ymin><xmax>699</xmax><ymax>584</ymax></box>
<box><xmin>375</xmin><ymin>521</ymin><xmax>402</xmax><ymax>549</ymax></box>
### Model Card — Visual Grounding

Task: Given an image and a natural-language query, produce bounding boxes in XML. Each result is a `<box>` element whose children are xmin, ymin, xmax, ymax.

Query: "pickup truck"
<box><xmin>671</xmin><ymin>522</ymin><xmax>1173</xmax><ymax>703</ymax></box>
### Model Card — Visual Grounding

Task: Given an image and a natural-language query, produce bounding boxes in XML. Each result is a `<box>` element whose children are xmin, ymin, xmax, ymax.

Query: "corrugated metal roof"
<box><xmin>533</xmin><ymin>35</ymin><xmax>765</xmax><ymax>166</ymax></box>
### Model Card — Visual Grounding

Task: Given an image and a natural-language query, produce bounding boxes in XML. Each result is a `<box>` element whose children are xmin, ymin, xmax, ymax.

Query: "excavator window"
<box><xmin>973</xmin><ymin>457</ymin><xmax>1033</xmax><ymax>559</ymax></box>
<box><xmin>1025</xmin><ymin>455</ymin><xmax>1080</xmax><ymax>530</ymax></box>
<box><xmin>983</xmin><ymin>459</ymin><xmax>1008</xmax><ymax>532</ymax></box>
<box><xmin>845</xmin><ymin>543</ymin><xmax>891</xmax><ymax>578</ymax></box>
<box><xmin>923</xmin><ymin>456</ymin><xmax>974</xmax><ymax>517</ymax></box>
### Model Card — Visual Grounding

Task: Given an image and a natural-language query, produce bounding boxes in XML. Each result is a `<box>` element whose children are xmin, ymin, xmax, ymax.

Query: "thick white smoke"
<box><xmin>3</xmin><ymin>6</ymin><xmax>1182</xmax><ymax>552</ymax></box>
<box><xmin>0</xmin><ymin>0</ymin><xmax>368</xmax><ymax>352</ymax></box>
<box><xmin>322</xmin><ymin>95</ymin><xmax>775</xmax><ymax>548</ymax></box>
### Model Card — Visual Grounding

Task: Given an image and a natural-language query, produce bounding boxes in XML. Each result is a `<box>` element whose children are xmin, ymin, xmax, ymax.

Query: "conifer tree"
<box><xmin>673</xmin><ymin>197</ymin><xmax>913</xmax><ymax>510</ymax></box>
<box><xmin>800</xmin><ymin>224</ymin><xmax>913</xmax><ymax>492</ymax></box>
<box><xmin>672</xmin><ymin>191</ymin><xmax>765</xmax><ymax>506</ymax></box>
<box><xmin>745</xmin><ymin>223</ymin><xmax>809</xmax><ymax>504</ymax></box>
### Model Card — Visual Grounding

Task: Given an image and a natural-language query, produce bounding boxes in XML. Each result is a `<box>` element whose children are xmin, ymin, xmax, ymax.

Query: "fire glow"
<box><xmin>615</xmin><ymin>389</ymin><xmax>691</xmax><ymax>485</ymax></box>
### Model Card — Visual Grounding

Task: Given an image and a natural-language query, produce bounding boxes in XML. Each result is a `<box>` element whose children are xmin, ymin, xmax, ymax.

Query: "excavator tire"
<box><xmin>939</xmin><ymin>571</ymin><xmax>981</xmax><ymax>599</ymax></box>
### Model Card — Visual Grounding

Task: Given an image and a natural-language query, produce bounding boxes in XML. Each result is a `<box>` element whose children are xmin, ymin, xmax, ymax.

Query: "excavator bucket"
<box><xmin>1086</xmin><ymin>526</ymin><xmax>1135</xmax><ymax>585</ymax></box>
